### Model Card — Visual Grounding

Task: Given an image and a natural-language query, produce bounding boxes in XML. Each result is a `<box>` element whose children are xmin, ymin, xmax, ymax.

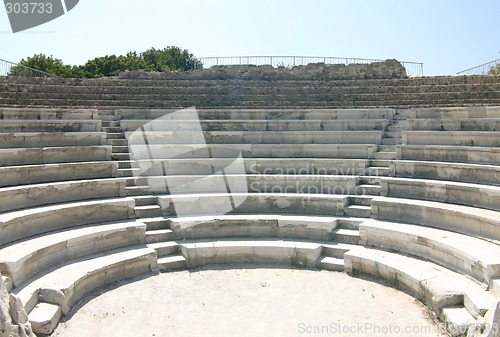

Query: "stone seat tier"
<box><xmin>14</xmin><ymin>245</ymin><xmax>157</xmax><ymax>335</ymax></box>
<box><xmin>0</xmin><ymin>132</ymin><xmax>107</xmax><ymax>148</ymax></box>
<box><xmin>177</xmin><ymin>239</ymin><xmax>320</xmax><ymax>268</ymax></box>
<box><xmin>0</xmin><ymin>145</ymin><xmax>112</xmax><ymax>166</ymax></box>
<box><xmin>0</xmin><ymin>161</ymin><xmax>118</xmax><ymax>187</ymax></box>
<box><xmin>0</xmin><ymin>119</ymin><xmax>102</xmax><ymax>132</ymax></box>
<box><xmin>397</xmin><ymin>145</ymin><xmax>500</xmax><ymax>165</ymax></box>
<box><xmin>144</xmin><ymin>174</ymin><xmax>360</xmax><ymax>195</ymax></box>
<box><xmin>117</xmin><ymin>108</ymin><xmax>396</xmax><ymax>120</ymax></box>
<box><xmin>157</xmin><ymin>193</ymin><xmax>347</xmax><ymax>217</ymax></box>
<box><xmin>129</xmin><ymin>144</ymin><xmax>377</xmax><ymax>159</ymax></box>
<box><xmin>379</xmin><ymin>177</ymin><xmax>500</xmax><ymax>212</ymax></box>
<box><xmin>344</xmin><ymin>246</ymin><xmax>496</xmax><ymax>320</ymax></box>
<box><xmin>389</xmin><ymin>160</ymin><xmax>500</xmax><ymax>186</ymax></box>
<box><xmin>407</xmin><ymin>118</ymin><xmax>500</xmax><ymax>131</ymax></box>
<box><xmin>0</xmin><ymin>107</ymin><xmax>98</xmax><ymax>120</ymax></box>
<box><xmin>0</xmin><ymin>197</ymin><xmax>135</xmax><ymax>246</ymax></box>
<box><xmin>359</xmin><ymin>219</ymin><xmax>500</xmax><ymax>287</ymax></box>
<box><xmin>371</xmin><ymin>196</ymin><xmax>500</xmax><ymax>241</ymax></box>
<box><xmin>0</xmin><ymin>220</ymin><xmax>147</xmax><ymax>287</ymax></box>
<box><xmin>403</xmin><ymin>131</ymin><xmax>500</xmax><ymax>147</ymax></box>
<box><xmin>126</xmin><ymin>130</ymin><xmax>382</xmax><ymax>145</ymax></box>
<box><xmin>163</xmin><ymin>214</ymin><xmax>363</xmax><ymax>243</ymax></box>
<box><xmin>0</xmin><ymin>178</ymin><xmax>127</xmax><ymax>213</ymax></box>
<box><xmin>411</xmin><ymin>106</ymin><xmax>500</xmax><ymax>119</ymax></box>
<box><xmin>133</xmin><ymin>158</ymin><xmax>370</xmax><ymax>176</ymax></box>
<box><xmin>120</xmin><ymin>119</ymin><xmax>390</xmax><ymax>132</ymax></box>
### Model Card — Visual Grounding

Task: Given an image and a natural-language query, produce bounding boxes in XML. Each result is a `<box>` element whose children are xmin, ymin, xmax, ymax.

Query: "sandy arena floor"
<box><xmin>51</xmin><ymin>265</ymin><xmax>448</xmax><ymax>337</ymax></box>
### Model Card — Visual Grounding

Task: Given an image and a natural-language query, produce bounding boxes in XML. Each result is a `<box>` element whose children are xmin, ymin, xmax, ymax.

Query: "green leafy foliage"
<box><xmin>488</xmin><ymin>63</ymin><xmax>500</xmax><ymax>75</ymax></box>
<box><xmin>9</xmin><ymin>47</ymin><xmax>203</xmax><ymax>78</ymax></box>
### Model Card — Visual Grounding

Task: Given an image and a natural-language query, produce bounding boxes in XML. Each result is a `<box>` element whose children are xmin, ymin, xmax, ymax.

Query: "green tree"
<box><xmin>488</xmin><ymin>63</ymin><xmax>500</xmax><ymax>75</ymax></box>
<box><xmin>9</xmin><ymin>54</ymin><xmax>73</xmax><ymax>77</ymax></box>
<box><xmin>140</xmin><ymin>46</ymin><xmax>203</xmax><ymax>72</ymax></box>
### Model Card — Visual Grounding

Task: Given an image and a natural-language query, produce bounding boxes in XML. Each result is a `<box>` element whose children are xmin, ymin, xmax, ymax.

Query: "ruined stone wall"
<box><xmin>118</xmin><ymin>59</ymin><xmax>407</xmax><ymax>80</ymax></box>
<box><xmin>0</xmin><ymin>277</ymin><xmax>35</xmax><ymax>337</ymax></box>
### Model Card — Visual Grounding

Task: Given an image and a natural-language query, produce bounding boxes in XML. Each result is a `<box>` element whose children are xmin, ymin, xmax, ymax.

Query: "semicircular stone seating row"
<box><xmin>1</xmin><ymin>106</ymin><xmax>500</xmax><ymax>336</ymax></box>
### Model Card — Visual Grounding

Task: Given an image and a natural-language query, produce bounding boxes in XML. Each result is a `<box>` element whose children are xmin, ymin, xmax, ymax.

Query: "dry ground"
<box><xmin>51</xmin><ymin>264</ymin><xmax>448</xmax><ymax>337</ymax></box>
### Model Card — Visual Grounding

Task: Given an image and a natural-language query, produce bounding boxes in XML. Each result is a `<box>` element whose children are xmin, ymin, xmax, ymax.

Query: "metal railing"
<box><xmin>0</xmin><ymin>58</ymin><xmax>53</xmax><ymax>77</ymax></box>
<box><xmin>457</xmin><ymin>58</ymin><xmax>500</xmax><ymax>75</ymax></box>
<box><xmin>195</xmin><ymin>56</ymin><xmax>424</xmax><ymax>76</ymax></box>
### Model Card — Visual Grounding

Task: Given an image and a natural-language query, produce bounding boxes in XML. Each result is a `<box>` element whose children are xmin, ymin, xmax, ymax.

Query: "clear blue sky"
<box><xmin>1</xmin><ymin>0</ymin><xmax>499</xmax><ymax>75</ymax></box>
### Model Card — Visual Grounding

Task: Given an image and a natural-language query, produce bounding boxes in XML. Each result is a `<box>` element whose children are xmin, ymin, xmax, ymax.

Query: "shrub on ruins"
<box><xmin>488</xmin><ymin>63</ymin><xmax>500</xmax><ymax>75</ymax></box>
<box><xmin>8</xmin><ymin>53</ymin><xmax>73</xmax><ymax>77</ymax></box>
<box><xmin>10</xmin><ymin>46</ymin><xmax>203</xmax><ymax>78</ymax></box>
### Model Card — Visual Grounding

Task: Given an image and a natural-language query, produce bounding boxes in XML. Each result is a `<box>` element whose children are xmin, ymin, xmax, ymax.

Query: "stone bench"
<box><xmin>157</xmin><ymin>193</ymin><xmax>347</xmax><ymax>217</ymax></box>
<box><xmin>165</xmin><ymin>214</ymin><xmax>344</xmax><ymax>241</ymax></box>
<box><xmin>0</xmin><ymin>132</ymin><xmax>106</xmax><ymax>148</ymax></box>
<box><xmin>0</xmin><ymin>120</ymin><xmax>102</xmax><ymax>132</ymax></box>
<box><xmin>117</xmin><ymin>108</ymin><xmax>396</xmax><ymax>121</ymax></box>
<box><xmin>397</xmin><ymin>145</ymin><xmax>500</xmax><ymax>164</ymax></box>
<box><xmin>146</xmin><ymin>174</ymin><xmax>359</xmax><ymax>195</ymax></box>
<box><xmin>133</xmin><ymin>158</ymin><xmax>369</xmax><ymax>176</ymax></box>
<box><xmin>0</xmin><ymin>178</ymin><xmax>127</xmax><ymax>213</ymax></box>
<box><xmin>411</xmin><ymin>106</ymin><xmax>500</xmax><ymax>119</ymax></box>
<box><xmin>345</xmin><ymin>246</ymin><xmax>495</xmax><ymax>319</ymax></box>
<box><xmin>0</xmin><ymin>161</ymin><xmax>118</xmax><ymax>188</ymax></box>
<box><xmin>0</xmin><ymin>220</ymin><xmax>146</xmax><ymax>287</ymax></box>
<box><xmin>0</xmin><ymin>108</ymin><xmax>98</xmax><ymax>120</ymax></box>
<box><xmin>120</xmin><ymin>119</ymin><xmax>389</xmax><ymax>132</ymax></box>
<box><xmin>403</xmin><ymin>131</ymin><xmax>500</xmax><ymax>147</ymax></box>
<box><xmin>177</xmin><ymin>239</ymin><xmax>324</xmax><ymax>268</ymax></box>
<box><xmin>407</xmin><ymin>118</ymin><xmax>500</xmax><ymax>131</ymax></box>
<box><xmin>379</xmin><ymin>177</ymin><xmax>500</xmax><ymax>212</ymax></box>
<box><xmin>0</xmin><ymin>145</ymin><xmax>112</xmax><ymax>166</ymax></box>
<box><xmin>0</xmin><ymin>197</ymin><xmax>135</xmax><ymax>246</ymax></box>
<box><xmin>359</xmin><ymin>219</ymin><xmax>500</xmax><ymax>287</ymax></box>
<box><xmin>129</xmin><ymin>144</ymin><xmax>377</xmax><ymax>159</ymax></box>
<box><xmin>389</xmin><ymin>160</ymin><xmax>500</xmax><ymax>186</ymax></box>
<box><xmin>126</xmin><ymin>130</ymin><xmax>382</xmax><ymax>145</ymax></box>
<box><xmin>371</xmin><ymin>196</ymin><xmax>500</xmax><ymax>241</ymax></box>
<box><xmin>15</xmin><ymin>246</ymin><xmax>157</xmax><ymax>335</ymax></box>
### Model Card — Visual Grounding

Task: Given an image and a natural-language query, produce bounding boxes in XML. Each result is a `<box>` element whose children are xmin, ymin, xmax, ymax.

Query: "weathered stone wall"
<box><xmin>0</xmin><ymin>276</ymin><xmax>35</xmax><ymax>337</ymax></box>
<box><xmin>118</xmin><ymin>59</ymin><xmax>407</xmax><ymax>80</ymax></box>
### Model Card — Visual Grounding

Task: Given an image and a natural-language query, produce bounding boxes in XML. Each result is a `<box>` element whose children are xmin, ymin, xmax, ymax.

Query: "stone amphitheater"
<box><xmin>0</xmin><ymin>60</ymin><xmax>500</xmax><ymax>336</ymax></box>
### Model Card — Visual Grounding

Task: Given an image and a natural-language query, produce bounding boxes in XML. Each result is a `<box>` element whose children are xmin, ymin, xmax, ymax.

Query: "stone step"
<box><xmin>102</xmin><ymin>126</ymin><xmax>122</xmax><ymax>133</ymax></box>
<box><xmin>365</xmin><ymin>167</ymin><xmax>390</xmax><ymax>176</ymax></box>
<box><xmin>127</xmin><ymin>178</ymin><xmax>149</xmax><ymax>188</ymax></box>
<box><xmin>126</xmin><ymin>185</ymin><xmax>152</xmax><ymax>196</ymax></box>
<box><xmin>357</xmin><ymin>176</ymin><xmax>381</xmax><ymax>185</ymax></box>
<box><xmin>148</xmin><ymin>241</ymin><xmax>180</xmax><ymax>257</ymax></box>
<box><xmin>112</xmin><ymin>145</ymin><xmax>130</xmax><ymax>153</ymax></box>
<box><xmin>382</xmin><ymin>131</ymin><xmax>402</xmax><ymax>138</ymax></box>
<box><xmin>348</xmin><ymin>196</ymin><xmax>373</xmax><ymax>206</ymax></box>
<box><xmin>0</xmin><ymin>146</ymin><xmax>112</xmax><ymax>166</ymax></box>
<box><xmin>373</xmin><ymin>151</ymin><xmax>396</xmax><ymax>160</ymax></box>
<box><xmin>117</xmin><ymin>160</ymin><xmax>133</xmax><ymax>169</ymax></box>
<box><xmin>106</xmin><ymin>133</ymin><xmax>126</xmax><ymax>140</ymax></box>
<box><xmin>381</xmin><ymin>138</ymin><xmax>400</xmax><ymax>145</ymax></box>
<box><xmin>0</xmin><ymin>132</ymin><xmax>106</xmax><ymax>148</ymax></box>
<box><xmin>356</xmin><ymin>184</ymin><xmax>381</xmax><ymax>196</ymax></box>
<box><xmin>344</xmin><ymin>205</ymin><xmax>372</xmax><ymax>218</ymax></box>
<box><xmin>101</xmin><ymin>121</ymin><xmax>120</xmax><ymax>128</ymax></box>
<box><xmin>117</xmin><ymin>168</ymin><xmax>138</xmax><ymax>177</ymax></box>
<box><xmin>133</xmin><ymin>195</ymin><xmax>158</xmax><ymax>207</ymax></box>
<box><xmin>28</xmin><ymin>302</ymin><xmax>62</xmax><ymax>336</ymax></box>
<box><xmin>333</xmin><ymin>228</ymin><xmax>360</xmax><ymax>245</ymax></box>
<box><xmin>106</xmin><ymin>138</ymin><xmax>128</xmax><ymax>146</ymax></box>
<box><xmin>157</xmin><ymin>254</ymin><xmax>188</xmax><ymax>272</ymax></box>
<box><xmin>377</xmin><ymin>145</ymin><xmax>396</xmax><ymax>152</ymax></box>
<box><xmin>441</xmin><ymin>307</ymin><xmax>475</xmax><ymax>337</ymax></box>
<box><xmin>368</xmin><ymin>160</ymin><xmax>392</xmax><ymax>168</ymax></box>
<box><xmin>145</xmin><ymin>229</ymin><xmax>175</xmax><ymax>243</ymax></box>
<box><xmin>317</xmin><ymin>256</ymin><xmax>344</xmax><ymax>271</ymax></box>
<box><xmin>321</xmin><ymin>242</ymin><xmax>358</xmax><ymax>258</ymax></box>
<box><xmin>135</xmin><ymin>205</ymin><xmax>162</xmax><ymax>218</ymax></box>
<box><xmin>140</xmin><ymin>217</ymin><xmax>170</xmax><ymax>231</ymax></box>
<box><xmin>112</xmin><ymin>153</ymin><xmax>130</xmax><ymax>161</ymax></box>
<box><xmin>337</xmin><ymin>218</ymin><xmax>366</xmax><ymax>230</ymax></box>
